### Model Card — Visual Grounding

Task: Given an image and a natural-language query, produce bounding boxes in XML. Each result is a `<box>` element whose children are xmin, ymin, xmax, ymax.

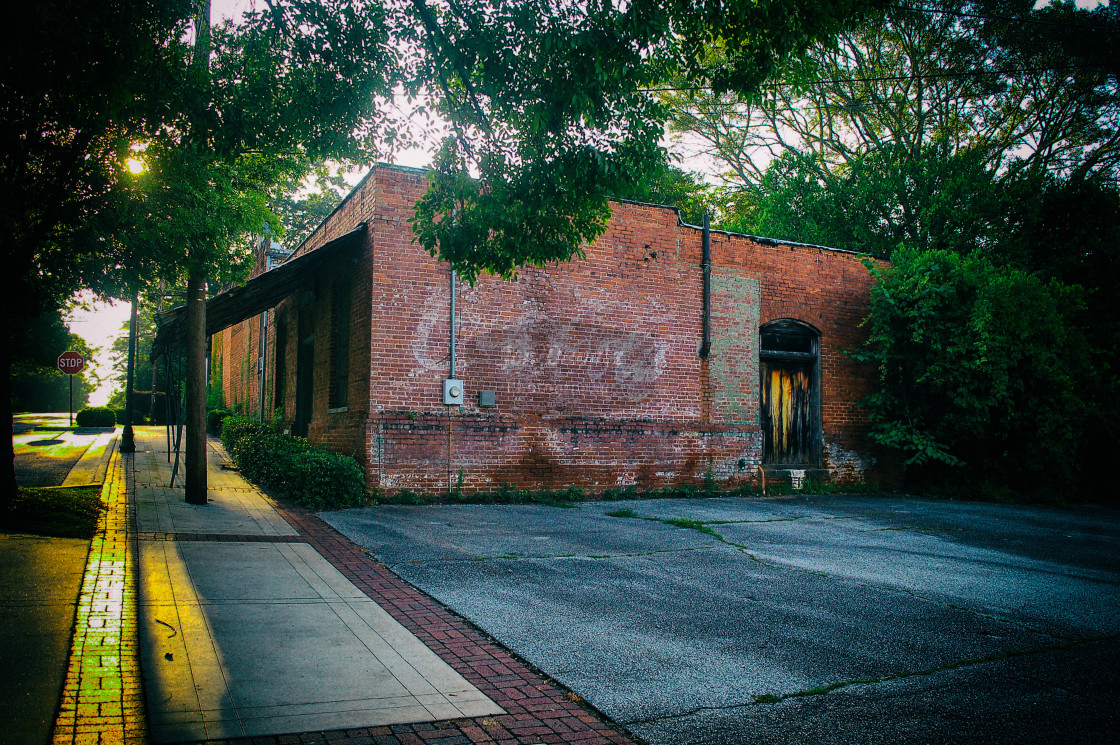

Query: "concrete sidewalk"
<box><xmin>50</xmin><ymin>426</ymin><xmax>639</xmax><ymax>745</ymax></box>
<box><xmin>0</xmin><ymin>534</ymin><xmax>89</xmax><ymax>745</ymax></box>
<box><xmin>2</xmin><ymin>419</ymin><xmax>118</xmax><ymax>745</ymax></box>
<box><xmin>129</xmin><ymin>428</ymin><xmax>502</xmax><ymax>742</ymax></box>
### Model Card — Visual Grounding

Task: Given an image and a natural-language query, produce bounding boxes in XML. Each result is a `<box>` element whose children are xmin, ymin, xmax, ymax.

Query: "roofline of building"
<box><xmin>611</xmin><ymin>197</ymin><xmax>866</xmax><ymax>258</ymax></box>
<box><xmin>291</xmin><ymin>162</ymin><xmax>870</xmax><ymax>264</ymax></box>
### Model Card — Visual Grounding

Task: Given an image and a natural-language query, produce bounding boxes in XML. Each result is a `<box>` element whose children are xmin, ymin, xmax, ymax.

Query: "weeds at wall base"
<box><xmin>375</xmin><ymin>478</ymin><xmax>880</xmax><ymax>508</ymax></box>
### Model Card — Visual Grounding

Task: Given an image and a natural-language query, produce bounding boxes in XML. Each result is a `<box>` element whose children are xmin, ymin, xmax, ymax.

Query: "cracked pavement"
<box><xmin>324</xmin><ymin>495</ymin><xmax>1120</xmax><ymax>744</ymax></box>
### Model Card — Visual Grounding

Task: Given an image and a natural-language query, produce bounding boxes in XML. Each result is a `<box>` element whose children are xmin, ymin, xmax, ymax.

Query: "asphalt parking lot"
<box><xmin>324</xmin><ymin>495</ymin><xmax>1120</xmax><ymax>744</ymax></box>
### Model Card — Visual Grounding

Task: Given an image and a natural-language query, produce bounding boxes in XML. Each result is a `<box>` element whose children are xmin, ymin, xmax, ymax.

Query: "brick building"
<box><xmin>209</xmin><ymin>164</ymin><xmax>889</xmax><ymax>495</ymax></box>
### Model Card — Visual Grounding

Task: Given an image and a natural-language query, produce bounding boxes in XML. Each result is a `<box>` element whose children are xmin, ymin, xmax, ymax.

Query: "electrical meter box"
<box><xmin>443</xmin><ymin>379</ymin><xmax>464</xmax><ymax>406</ymax></box>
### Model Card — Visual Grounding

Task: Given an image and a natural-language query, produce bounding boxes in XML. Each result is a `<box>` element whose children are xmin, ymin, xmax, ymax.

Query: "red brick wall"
<box><xmin>220</xmin><ymin>164</ymin><xmax>891</xmax><ymax>494</ymax></box>
<box><xmin>704</xmin><ymin>231</ymin><xmax>885</xmax><ymax>483</ymax></box>
<box><xmin>213</xmin><ymin>249</ymin><xmax>286</xmax><ymax>423</ymax></box>
<box><xmin>213</xmin><ymin>303</ymin><xmax>259</xmax><ymax>414</ymax></box>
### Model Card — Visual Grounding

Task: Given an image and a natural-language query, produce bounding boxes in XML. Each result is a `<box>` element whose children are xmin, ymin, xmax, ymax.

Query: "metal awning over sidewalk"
<box><xmin>151</xmin><ymin>222</ymin><xmax>367</xmax><ymax>358</ymax></box>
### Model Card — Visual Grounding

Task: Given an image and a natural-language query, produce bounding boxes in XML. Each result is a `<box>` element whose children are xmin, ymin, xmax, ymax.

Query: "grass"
<box><xmin>12</xmin><ymin>436</ymin><xmax>89</xmax><ymax>461</ymax></box>
<box><xmin>746</xmin><ymin>638</ymin><xmax>1115</xmax><ymax>707</ymax></box>
<box><xmin>380</xmin><ymin>484</ymin><xmax>585</xmax><ymax>508</ymax></box>
<box><xmin>661</xmin><ymin>517</ymin><xmax>720</xmax><ymax>536</ymax></box>
<box><xmin>2</xmin><ymin>485</ymin><xmax>105</xmax><ymax>539</ymax></box>
<box><xmin>605</xmin><ymin>509</ymin><xmax>731</xmax><ymax>540</ymax></box>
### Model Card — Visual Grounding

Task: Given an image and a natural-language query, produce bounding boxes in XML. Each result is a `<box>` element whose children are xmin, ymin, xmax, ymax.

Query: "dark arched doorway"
<box><xmin>760</xmin><ymin>320</ymin><xmax>820</xmax><ymax>466</ymax></box>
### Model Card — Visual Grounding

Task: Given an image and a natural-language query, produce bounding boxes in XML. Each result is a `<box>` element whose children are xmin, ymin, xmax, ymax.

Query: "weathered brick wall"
<box><xmin>214</xmin><ymin>301</ymin><xmax>261</xmax><ymax>414</ymax></box>
<box><xmin>359</xmin><ymin>166</ymin><xmax>886</xmax><ymax>492</ymax></box>
<box><xmin>303</xmin><ymin>248</ymin><xmax>372</xmax><ymax>464</ymax></box>
<box><xmin>220</xmin><ymin>164</ymin><xmax>890</xmax><ymax>494</ymax></box>
<box><xmin>213</xmin><ymin>251</ymin><xmax>281</xmax><ymax>421</ymax></box>
<box><xmin>704</xmin><ymin>231</ymin><xmax>885</xmax><ymax>482</ymax></box>
<box><xmin>215</xmin><ymin>178</ymin><xmax>377</xmax><ymax>472</ymax></box>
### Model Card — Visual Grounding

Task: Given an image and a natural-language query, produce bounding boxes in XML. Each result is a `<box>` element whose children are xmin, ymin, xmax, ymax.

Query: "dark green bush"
<box><xmin>219</xmin><ymin>415</ymin><xmax>366</xmax><ymax>510</ymax></box>
<box><xmin>75</xmin><ymin>406</ymin><xmax>116</xmax><ymax>428</ymax></box>
<box><xmin>207</xmin><ymin>409</ymin><xmax>231</xmax><ymax>436</ymax></box>
<box><xmin>286</xmin><ymin>449</ymin><xmax>367</xmax><ymax>511</ymax></box>
<box><xmin>380</xmin><ymin>489</ymin><xmax>427</xmax><ymax>505</ymax></box>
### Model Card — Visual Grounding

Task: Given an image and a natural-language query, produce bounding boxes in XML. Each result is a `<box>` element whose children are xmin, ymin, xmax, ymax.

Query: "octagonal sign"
<box><xmin>57</xmin><ymin>351</ymin><xmax>85</xmax><ymax>375</ymax></box>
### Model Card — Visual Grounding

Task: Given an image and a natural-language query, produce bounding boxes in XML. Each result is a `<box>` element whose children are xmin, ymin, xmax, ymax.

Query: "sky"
<box><xmin>65</xmin><ymin>0</ymin><xmax>1110</xmax><ymax>406</ymax></box>
<box><xmin>66</xmin><ymin>296</ymin><xmax>130</xmax><ymax>406</ymax></box>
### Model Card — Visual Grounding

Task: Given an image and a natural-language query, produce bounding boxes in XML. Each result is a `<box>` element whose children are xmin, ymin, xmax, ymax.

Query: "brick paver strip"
<box><xmin>52</xmin><ymin>444</ymin><xmax>147</xmax><ymax>745</ymax></box>
<box><xmin>135</xmin><ymin>532</ymin><xmax>304</xmax><ymax>542</ymax></box>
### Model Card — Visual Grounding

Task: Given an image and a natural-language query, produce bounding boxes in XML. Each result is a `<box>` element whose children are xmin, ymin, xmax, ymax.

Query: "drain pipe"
<box><xmin>700</xmin><ymin>214</ymin><xmax>711</xmax><ymax>358</ymax></box>
<box><xmin>450</xmin><ymin>268</ymin><xmax>457</xmax><ymax>379</ymax></box>
<box><xmin>258</xmin><ymin>309</ymin><xmax>268</xmax><ymax>421</ymax></box>
<box><xmin>448</xmin><ymin>266</ymin><xmax>457</xmax><ymax>493</ymax></box>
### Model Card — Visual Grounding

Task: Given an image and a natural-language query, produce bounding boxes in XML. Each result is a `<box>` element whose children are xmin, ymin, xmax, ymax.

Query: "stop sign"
<box><xmin>57</xmin><ymin>351</ymin><xmax>85</xmax><ymax>375</ymax></box>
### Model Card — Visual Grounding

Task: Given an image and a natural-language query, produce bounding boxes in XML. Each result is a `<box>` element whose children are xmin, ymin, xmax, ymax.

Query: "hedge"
<box><xmin>219</xmin><ymin>415</ymin><xmax>367</xmax><ymax>510</ymax></box>
<box><xmin>75</xmin><ymin>406</ymin><xmax>116</xmax><ymax>428</ymax></box>
<box><xmin>112</xmin><ymin>408</ymin><xmax>149</xmax><ymax>426</ymax></box>
<box><xmin>207</xmin><ymin>409</ymin><xmax>231</xmax><ymax>436</ymax></box>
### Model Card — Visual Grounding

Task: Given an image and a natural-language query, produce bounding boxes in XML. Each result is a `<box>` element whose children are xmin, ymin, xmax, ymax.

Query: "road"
<box><xmin>13</xmin><ymin>413</ymin><xmax>106</xmax><ymax>487</ymax></box>
<box><xmin>324</xmin><ymin>494</ymin><xmax>1120</xmax><ymax>744</ymax></box>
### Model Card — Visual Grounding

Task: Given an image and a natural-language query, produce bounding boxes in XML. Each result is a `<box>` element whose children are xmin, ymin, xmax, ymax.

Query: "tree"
<box><xmin>2</xmin><ymin>0</ymin><xmax>195</xmax><ymax>500</ymax></box>
<box><xmin>730</xmin><ymin>141</ymin><xmax>1007</xmax><ymax>257</ymax></box>
<box><xmin>116</xmin><ymin>0</ymin><xmax>402</xmax><ymax>503</ymax></box>
<box><xmin>993</xmin><ymin>173</ymin><xmax>1120</xmax><ymax>493</ymax></box>
<box><xmin>10</xmin><ymin>310</ymin><xmax>95</xmax><ymax>414</ymax></box>
<box><xmin>664</xmin><ymin>1</ymin><xmax>1119</xmax><ymax>187</ymax></box>
<box><xmin>405</xmin><ymin>0</ymin><xmax>893</xmax><ymax>280</ymax></box>
<box><xmin>269</xmin><ymin>166</ymin><xmax>350</xmax><ymax>251</ymax></box>
<box><xmin>4</xmin><ymin>0</ymin><xmax>404</xmax><ymax>502</ymax></box>
<box><xmin>854</xmin><ymin>248</ymin><xmax>1090</xmax><ymax>495</ymax></box>
<box><xmin>5</xmin><ymin>0</ymin><xmax>893</xmax><ymax>501</ymax></box>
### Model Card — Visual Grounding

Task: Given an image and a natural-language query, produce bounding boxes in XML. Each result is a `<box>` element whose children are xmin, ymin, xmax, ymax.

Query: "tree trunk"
<box><xmin>184</xmin><ymin>270</ymin><xmax>207</xmax><ymax>504</ymax></box>
<box><xmin>1</xmin><ymin>329</ymin><xmax>15</xmax><ymax>506</ymax></box>
<box><xmin>150</xmin><ymin>284</ymin><xmax>163</xmax><ymax>422</ymax></box>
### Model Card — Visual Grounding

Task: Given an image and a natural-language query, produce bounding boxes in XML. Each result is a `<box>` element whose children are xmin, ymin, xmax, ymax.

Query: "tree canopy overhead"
<box><xmin>665</xmin><ymin>0</ymin><xmax>1119</xmax><ymax>188</ymax></box>
<box><xmin>4</xmin><ymin>0</ymin><xmax>897</xmax><ymax>499</ymax></box>
<box><xmin>404</xmin><ymin>0</ymin><xmax>892</xmax><ymax>280</ymax></box>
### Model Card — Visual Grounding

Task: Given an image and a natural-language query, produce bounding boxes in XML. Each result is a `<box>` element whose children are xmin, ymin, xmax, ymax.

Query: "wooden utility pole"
<box><xmin>184</xmin><ymin>271</ymin><xmax>207</xmax><ymax>503</ymax></box>
<box><xmin>150</xmin><ymin>281</ymin><xmax>164</xmax><ymax>422</ymax></box>
<box><xmin>184</xmin><ymin>0</ymin><xmax>211</xmax><ymax>505</ymax></box>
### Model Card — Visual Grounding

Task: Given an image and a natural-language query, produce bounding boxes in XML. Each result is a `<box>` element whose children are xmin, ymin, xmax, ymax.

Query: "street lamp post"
<box><xmin>119</xmin><ymin>295</ymin><xmax>138</xmax><ymax>453</ymax></box>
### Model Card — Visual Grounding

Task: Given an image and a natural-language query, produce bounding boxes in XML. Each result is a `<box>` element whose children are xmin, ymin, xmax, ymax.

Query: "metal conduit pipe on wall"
<box><xmin>701</xmin><ymin>214</ymin><xmax>712</xmax><ymax>359</ymax></box>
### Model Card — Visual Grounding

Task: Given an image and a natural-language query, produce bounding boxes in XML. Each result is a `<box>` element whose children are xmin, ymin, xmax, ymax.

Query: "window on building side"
<box><xmin>330</xmin><ymin>279</ymin><xmax>351</xmax><ymax>410</ymax></box>
<box><xmin>273</xmin><ymin>314</ymin><xmax>287</xmax><ymax>411</ymax></box>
